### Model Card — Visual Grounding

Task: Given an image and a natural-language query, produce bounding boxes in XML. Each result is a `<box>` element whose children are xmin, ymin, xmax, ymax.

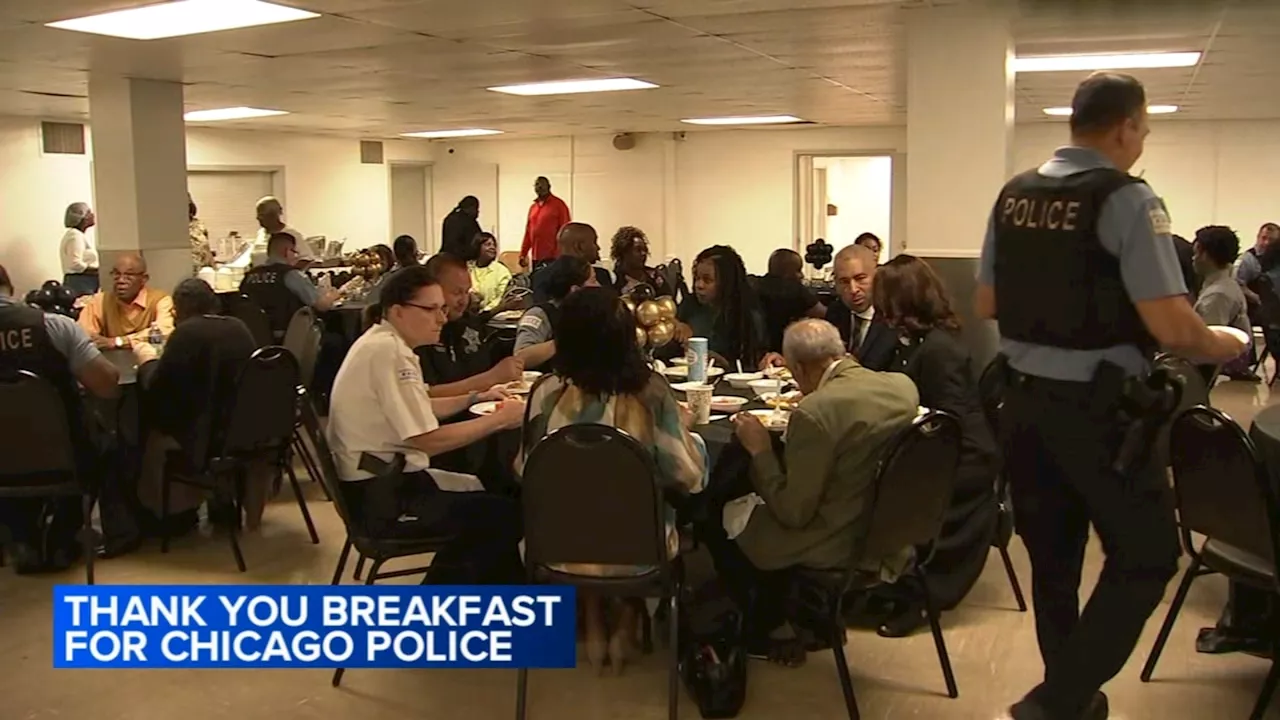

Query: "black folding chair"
<box><xmin>296</xmin><ymin>397</ymin><xmax>461</xmax><ymax>688</ymax></box>
<box><xmin>516</xmin><ymin>424</ymin><xmax>682</xmax><ymax>720</ymax></box>
<box><xmin>977</xmin><ymin>357</ymin><xmax>1028</xmax><ymax>612</ymax></box>
<box><xmin>160</xmin><ymin>347</ymin><xmax>318</xmax><ymax>571</ymax></box>
<box><xmin>794</xmin><ymin>410</ymin><xmax>963</xmax><ymax>720</ymax></box>
<box><xmin>280</xmin><ymin>307</ymin><xmax>329</xmax><ymax>498</ymax></box>
<box><xmin>224</xmin><ymin>294</ymin><xmax>275</xmax><ymax>349</ymax></box>
<box><xmin>1152</xmin><ymin>352</ymin><xmax>1212</xmax><ymax>469</ymax></box>
<box><xmin>0</xmin><ymin>370</ymin><xmax>96</xmax><ymax>584</ymax></box>
<box><xmin>1140</xmin><ymin>406</ymin><xmax>1280</xmax><ymax>720</ymax></box>
<box><xmin>1254</xmin><ymin>276</ymin><xmax>1280</xmax><ymax>387</ymax></box>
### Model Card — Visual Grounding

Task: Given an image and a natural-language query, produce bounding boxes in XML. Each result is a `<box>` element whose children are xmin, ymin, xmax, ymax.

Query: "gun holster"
<box><xmin>358</xmin><ymin>452</ymin><xmax>408</xmax><ymax>522</ymax></box>
<box><xmin>1109</xmin><ymin>368</ymin><xmax>1183</xmax><ymax>478</ymax></box>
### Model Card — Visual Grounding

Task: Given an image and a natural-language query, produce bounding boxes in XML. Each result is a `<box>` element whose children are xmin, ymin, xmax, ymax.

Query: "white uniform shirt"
<box><xmin>60</xmin><ymin>227</ymin><xmax>99</xmax><ymax>274</ymax></box>
<box><xmin>327</xmin><ymin>321</ymin><xmax>439</xmax><ymax>480</ymax></box>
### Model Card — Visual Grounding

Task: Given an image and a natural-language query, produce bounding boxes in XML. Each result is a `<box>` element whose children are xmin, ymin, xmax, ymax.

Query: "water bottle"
<box><xmin>147</xmin><ymin>323</ymin><xmax>164</xmax><ymax>358</ymax></box>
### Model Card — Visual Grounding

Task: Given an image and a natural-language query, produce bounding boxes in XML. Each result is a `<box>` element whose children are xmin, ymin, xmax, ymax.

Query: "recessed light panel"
<box><xmin>47</xmin><ymin>0</ymin><xmax>319</xmax><ymax>40</ymax></box>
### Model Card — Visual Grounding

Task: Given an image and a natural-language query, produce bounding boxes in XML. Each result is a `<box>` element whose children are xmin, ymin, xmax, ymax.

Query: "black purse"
<box><xmin>678</xmin><ymin>592</ymin><xmax>748</xmax><ymax>718</ymax></box>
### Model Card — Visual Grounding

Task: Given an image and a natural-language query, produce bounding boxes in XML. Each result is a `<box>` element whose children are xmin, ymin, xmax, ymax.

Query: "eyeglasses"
<box><xmin>402</xmin><ymin>302</ymin><xmax>445</xmax><ymax>316</ymax></box>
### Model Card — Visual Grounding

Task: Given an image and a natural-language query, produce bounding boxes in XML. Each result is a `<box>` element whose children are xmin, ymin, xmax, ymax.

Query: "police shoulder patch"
<box><xmin>1148</xmin><ymin>202</ymin><xmax>1173</xmax><ymax>236</ymax></box>
<box><xmin>518</xmin><ymin>314</ymin><xmax>543</xmax><ymax>331</ymax></box>
<box><xmin>397</xmin><ymin>366</ymin><xmax>421</xmax><ymax>383</ymax></box>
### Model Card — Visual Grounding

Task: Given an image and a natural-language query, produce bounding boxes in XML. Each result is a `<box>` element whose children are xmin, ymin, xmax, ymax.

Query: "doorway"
<box><xmin>795</xmin><ymin>153</ymin><xmax>898</xmax><ymax>265</ymax></box>
<box><xmin>389</xmin><ymin>163</ymin><xmax>432</xmax><ymax>251</ymax></box>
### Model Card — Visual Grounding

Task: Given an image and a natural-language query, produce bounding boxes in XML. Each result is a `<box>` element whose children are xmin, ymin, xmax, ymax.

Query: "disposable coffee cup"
<box><xmin>686</xmin><ymin>384</ymin><xmax>714</xmax><ymax>425</ymax></box>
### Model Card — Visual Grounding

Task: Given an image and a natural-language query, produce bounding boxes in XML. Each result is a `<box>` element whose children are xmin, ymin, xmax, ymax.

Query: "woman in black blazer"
<box><xmin>867</xmin><ymin>254</ymin><xmax>999</xmax><ymax>636</ymax></box>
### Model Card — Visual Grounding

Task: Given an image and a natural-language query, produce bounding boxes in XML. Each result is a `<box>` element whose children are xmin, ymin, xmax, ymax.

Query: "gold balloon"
<box><xmin>622</xmin><ymin>297</ymin><xmax>637</xmax><ymax>315</ymax></box>
<box><xmin>634</xmin><ymin>325</ymin><xmax>648</xmax><ymax>347</ymax></box>
<box><xmin>636</xmin><ymin>300</ymin><xmax>662</xmax><ymax>328</ymax></box>
<box><xmin>647</xmin><ymin>320</ymin><xmax>674</xmax><ymax>348</ymax></box>
<box><xmin>656</xmin><ymin>296</ymin><xmax>677</xmax><ymax>322</ymax></box>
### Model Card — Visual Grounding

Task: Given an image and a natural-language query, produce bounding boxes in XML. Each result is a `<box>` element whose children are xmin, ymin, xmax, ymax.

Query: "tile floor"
<box><xmin>1</xmin><ymin>379</ymin><xmax>1277</xmax><ymax>720</ymax></box>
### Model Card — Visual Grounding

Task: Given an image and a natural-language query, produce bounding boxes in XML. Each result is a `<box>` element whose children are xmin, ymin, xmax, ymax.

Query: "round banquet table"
<box><xmin>327</xmin><ymin>301</ymin><xmax>367</xmax><ymax>344</ymax></box>
<box><xmin>1249</xmin><ymin>404</ymin><xmax>1280</xmax><ymax>487</ymax></box>
<box><xmin>676</xmin><ymin>375</ymin><xmax>791</xmax><ymax>468</ymax></box>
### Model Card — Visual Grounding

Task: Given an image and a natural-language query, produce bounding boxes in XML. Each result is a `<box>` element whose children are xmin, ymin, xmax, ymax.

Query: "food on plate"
<box><xmin>761</xmin><ymin>391</ymin><xmax>802</xmax><ymax>411</ymax></box>
<box><xmin>762</xmin><ymin>365</ymin><xmax>793</xmax><ymax>381</ymax></box>
<box><xmin>745</xmin><ymin>408</ymin><xmax>790</xmax><ymax>429</ymax></box>
<box><xmin>710</xmin><ymin>396</ymin><xmax>748</xmax><ymax>412</ymax></box>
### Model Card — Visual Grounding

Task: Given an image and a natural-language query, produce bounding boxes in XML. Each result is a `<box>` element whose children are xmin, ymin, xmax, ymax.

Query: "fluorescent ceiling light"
<box><xmin>488</xmin><ymin>78</ymin><xmax>658</xmax><ymax>96</ymax></box>
<box><xmin>184</xmin><ymin>107</ymin><xmax>288</xmax><ymax>122</ymax></box>
<box><xmin>1042</xmin><ymin>104</ymin><xmax>1179</xmax><ymax>117</ymax></box>
<box><xmin>401</xmin><ymin>129</ymin><xmax>504</xmax><ymax>139</ymax></box>
<box><xmin>46</xmin><ymin>0</ymin><xmax>319</xmax><ymax>40</ymax></box>
<box><xmin>1015</xmin><ymin>52</ymin><xmax>1200</xmax><ymax>73</ymax></box>
<box><xmin>681</xmin><ymin>115</ymin><xmax>805</xmax><ymax>126</ymax></box>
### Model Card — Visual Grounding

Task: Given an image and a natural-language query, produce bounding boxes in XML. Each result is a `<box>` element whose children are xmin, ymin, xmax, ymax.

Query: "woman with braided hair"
<box><xmin>674</xmin><ymin>245</ymin><xmax>766</xmax><ymax>369</ymax></box>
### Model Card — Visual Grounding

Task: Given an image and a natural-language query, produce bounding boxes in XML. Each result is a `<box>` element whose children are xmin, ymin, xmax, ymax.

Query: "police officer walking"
<box><xmin>975</xmin><ymin>73</ymin><xmax>1247</xmax><ymax>720</ymax></box>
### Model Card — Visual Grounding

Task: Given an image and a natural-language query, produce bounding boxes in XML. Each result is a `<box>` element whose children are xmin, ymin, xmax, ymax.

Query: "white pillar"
<box><xmin>905</xmin><ymin>6</ymin><xmax>1014</xmax><ymax>257</ymax></box>
<box><xmin>88</xmin><ymin>76</ymin><xmax>191</xmax><ymax>294</ymax></box>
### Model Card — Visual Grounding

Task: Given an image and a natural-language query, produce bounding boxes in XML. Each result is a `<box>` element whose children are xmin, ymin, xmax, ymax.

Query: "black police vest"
<box><xmin>0</xmin><ymin>303</ymin><xmax>85</xmax><ymax>445</ymax></box>
<box><xmin>534</xmin><ymin>301</ymin><xmax>562</xmax><ymax>337</ymax></box>
<box><xmin>993</xmin><ymin>167</ymin><xmax>1155</xmax><ymax>351</ymax></box>
<box><xmin>239</xmin><ymin>263</ymin><xmax>303</xmax><ymax>339</ymax></box>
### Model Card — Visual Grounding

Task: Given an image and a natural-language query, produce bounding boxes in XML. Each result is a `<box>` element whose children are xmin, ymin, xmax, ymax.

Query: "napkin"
<box><xmin>723</xmin><ymin>493</ymin><xmax>765</xmax><ymax>540</ymax></box>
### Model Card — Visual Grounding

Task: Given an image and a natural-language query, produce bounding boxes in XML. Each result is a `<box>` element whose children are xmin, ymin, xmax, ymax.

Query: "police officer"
<box><xmin>239</xmin><ymin>232</ymin><xmax>338</xmax><ymax>339</ymax></box>
<box><xmin>975</xmin><ymin>73</ymin><xmax>1245</xmax><ymax>720</ymax></box>
<box><xmin>514</xmin><ymin>254</ymin><xmax>599</xmax><ymax>370</ymax></box>
<box><xmin>0</xmin><ymin>264</ymin><xmax>120</xmax><ymax>570</ymax></box>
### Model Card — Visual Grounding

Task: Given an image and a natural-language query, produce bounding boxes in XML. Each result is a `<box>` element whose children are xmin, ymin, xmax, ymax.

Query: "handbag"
<box><xmin>678</xmin><ymin>590</ymin><xmax>748</xmax><ymax>718</ymax></box>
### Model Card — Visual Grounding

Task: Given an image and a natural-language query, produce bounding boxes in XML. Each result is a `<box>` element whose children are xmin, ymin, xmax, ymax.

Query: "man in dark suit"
<box><xmin>760</xmin><ymin>244</ymin><xmax>898</xmax><ymax>371</ymax></box>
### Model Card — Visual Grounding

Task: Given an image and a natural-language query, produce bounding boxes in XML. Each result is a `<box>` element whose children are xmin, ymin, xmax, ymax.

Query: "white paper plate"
<box><xmin>671</xmin><ymin>381</ymin><xmax>717</xmax><ymax>393</ymax></box>
<box><xmin>1208</xmin><ymin>325</ymin><xmax>1250</xmax><ymax>344</ymax></box>
<box><xmin>663</xmin><ymin>365</ymin><xmax>725</xmax><ymax>380</ymax></box>
<box><xmin>493</xmin><ymin>310</ymin><xmax>523</xmax><ymax>321</ymax></box>
<box><xmin>502</xmin><ymin>381</ymin><xmax>532</xmax><ymax>395</ymax></box>
<box><xmin>470</xmin><ymin>401</ymin><xmax>500</xmax><ymax>415</ymax></box>
<box><xmin>745</xmin><ymin>408</ymin><xmax>791</xmax><ymax>430</ymax></box>
<box><xmin>710</xmin><ymin>396</ymin><xmax>749</xmax><ymax>412</ymax></box>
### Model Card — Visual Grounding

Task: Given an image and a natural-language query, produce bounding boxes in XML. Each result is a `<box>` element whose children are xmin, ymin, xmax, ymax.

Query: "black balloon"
<box><xmin>805</xmin><ymin>238</ymin><xmax>834</xmax><ymax>270</ymax></box>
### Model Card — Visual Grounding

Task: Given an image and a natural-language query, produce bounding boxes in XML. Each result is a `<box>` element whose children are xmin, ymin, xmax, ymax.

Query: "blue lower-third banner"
<box><xmin>53</xmin><ymin>585</ymin><xmax>576</xmax><ymax>669</ymax></box>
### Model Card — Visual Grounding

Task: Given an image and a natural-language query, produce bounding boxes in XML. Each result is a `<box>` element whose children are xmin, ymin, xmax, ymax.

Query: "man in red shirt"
<box><xmin>519</xmin><ymin>176</ymin><xmax>572</xmax><ymax>271</ymax></box>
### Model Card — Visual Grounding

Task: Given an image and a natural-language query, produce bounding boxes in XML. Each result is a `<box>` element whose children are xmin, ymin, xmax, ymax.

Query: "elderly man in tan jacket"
<box><xmin>711</xmin><ymin>318</ymin><xmax>919</xmax><ymax>666</ymax></box>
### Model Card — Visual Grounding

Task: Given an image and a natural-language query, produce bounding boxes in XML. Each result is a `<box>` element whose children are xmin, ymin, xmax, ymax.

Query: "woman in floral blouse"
<box><xmin>517</xmin><ymin>286</ymin><xmax>707</xmax><ymax>674</ymax></box>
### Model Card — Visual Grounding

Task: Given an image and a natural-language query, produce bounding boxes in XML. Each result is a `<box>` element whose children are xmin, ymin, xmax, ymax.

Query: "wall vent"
<box><xmin>41</xmin><ymin>121</ymin><xmax>86</xmax><ymax>155</ymax></box>
<box><xmin>360</xmin><ymin>140</ymin><xmax>384</xmax><ymax>164</ymax></box>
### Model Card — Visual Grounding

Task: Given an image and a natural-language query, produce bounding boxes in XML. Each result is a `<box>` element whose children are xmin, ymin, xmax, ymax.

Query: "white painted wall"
<box><xmin>0</xmin><ymin>117</ymin><xmax>433</xmax><ymax>294</ymax></box>
<box><xmin>3</xmin><ymin>117</ymin><xmax>1280</xmax><ymax>294</ymax></box>
<box><xmin>1015</xmin><ymin>120</ymin><xmax>1280</xmax><ymax>243</ymax></box>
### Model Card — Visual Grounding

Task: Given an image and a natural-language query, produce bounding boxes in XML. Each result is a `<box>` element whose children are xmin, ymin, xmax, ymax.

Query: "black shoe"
<box><xmin>1009</xmin><ymin>692</ymin><xmax>1108</xmax><ymax>720</ymax></box>
<box><xmin>1083</xmin><ymin>692</ymin><xmax>1108</xmax><ymax>720</ymax></box>
<box><xmin>97</xmin><ymin>534</ymin><xmax>143</xmax><ymax>559</ymax></box>
<box><xmin>876</xmin><ymin>603</ymin><xmax>929</xmax><ymax>638</ymax></box>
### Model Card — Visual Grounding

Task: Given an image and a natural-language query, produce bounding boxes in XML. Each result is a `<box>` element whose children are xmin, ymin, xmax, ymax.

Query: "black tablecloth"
<box><xmin>686</xmin><ymin>379</ymin><xmax>788</xmax><ymax>467</ymax></box>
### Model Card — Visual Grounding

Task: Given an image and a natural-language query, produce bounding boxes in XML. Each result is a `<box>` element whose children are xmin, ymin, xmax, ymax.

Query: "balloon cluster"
<box><xmin>25</xmin><ymin>280</ymin><xmax>78</xmax><ymax>319</ymax></box>
<box><xmin>343</xmin><ymin>248</ymin><xmax>388</xmax><ymax>280</ymax></box>
<box><xmin>624</xmin><ymin>287</ymin><xmax>678</xmax><ymax>349</ymax></box>
<box><xmin>805</xmin><ymin>238</ymin><xmax>834</xmax><ymax>270</ymax></box>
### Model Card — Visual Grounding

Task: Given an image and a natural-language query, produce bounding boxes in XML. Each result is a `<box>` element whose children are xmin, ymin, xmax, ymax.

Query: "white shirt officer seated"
<box><xmin>326</xmin><ymin>265</ymin><xmax>525</xmax><ymax>584</ymax></box>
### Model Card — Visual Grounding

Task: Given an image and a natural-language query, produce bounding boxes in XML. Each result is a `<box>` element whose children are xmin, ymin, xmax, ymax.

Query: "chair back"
<box><xmin>282</xmin><ymin>307</ymin><xmax>322</xmax><ymax>388</ymax></box>
<box><xmin>298</xmin><ymin>396</ymin><xmax>360</xmax><ymax>531</ymax></box>
<box><xmin>1152</xmin><ymin>353</ymin><xmax>1211</xmax><ymax>468</ymax></box>
<box><xmin>499</xmin><ymin>251</ymin><xmax>523</xmax><ymax>276</ymax></box>
<box><xmin>0</xmin><ymin>370</ymin><xmax>77</xmax><ymax>486</ymax></box>
<box><xmin>224</xmin><ymin>294</ymin><xmax>275</xmax><ymax>348</ymax></box>
<box><xmin>859</xmin><ymin>410</ymin><xmax>963</xmax><ymax>565</ymax></box>
<box><xmin>1255</xmin><ymin>274</ymin><xmax>1280</xmax><ymax>329</ymax></box>
<box><xmin>217</xmin><ymin>346</ymin><xmax>300</xmax><ymax>457</ymax></box>
<box><xmin>520</xmin><ymin>424</ymin><xmax>668</xmax><ymax>570</ymax></box>
<box><xmin>977</xmin><ymin>355</ymin><xmax>1005</xmax><ymax>437</ymax></box>
<box><xmin>1169</xmin><ymin>406</ymin><xmax>1280</xmax><ymax>578</ymax></box>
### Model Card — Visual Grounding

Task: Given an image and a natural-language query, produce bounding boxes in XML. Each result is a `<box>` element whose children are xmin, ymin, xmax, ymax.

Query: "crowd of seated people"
<box><xmin>2</xmin><ymin>226</ymin><xmax>1025</xmax><ymax>690</ymax></box>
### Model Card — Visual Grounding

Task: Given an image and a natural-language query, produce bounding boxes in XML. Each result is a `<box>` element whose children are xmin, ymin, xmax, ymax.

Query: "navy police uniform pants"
<box><xmin>1001</xmin><ymin>371</ymin><xmax>1180</xmax><ymax>715</ymax></box>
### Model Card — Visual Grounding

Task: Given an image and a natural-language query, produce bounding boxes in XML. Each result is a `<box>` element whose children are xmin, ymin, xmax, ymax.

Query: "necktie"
<box><xmin>850</xmin><ymin>315</ymin><xmax>866</xmax><ymax>354</ymax></box>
